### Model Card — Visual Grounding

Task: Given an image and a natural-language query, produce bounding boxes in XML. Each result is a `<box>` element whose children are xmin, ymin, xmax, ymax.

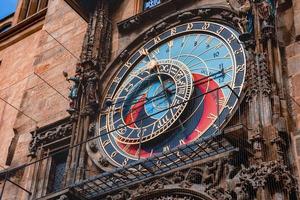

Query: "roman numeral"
<box><xmin>139</xmin><ymin>47</ymin><xmax>149</xmax><ymax>55</ymax></box>
<box><xmin>179</xmin><ymin>139</ymin><xmax>185</xmax><ymax>145</ymax></box>
<box><xmin>167</xmin><ymin>40</ymin><xmax>174</xmax><ymax>48</ymax></box>
<box><xmin>154</xmin><ymin>36</ymin><xmax>161</xmax><ymax>44</ymax></box>
<box><xmin>163</xmin><ymin>145</ymin><xmax>170</xmax><ymax>152</ymax></box>
<box><xmin>218</xmin><ymin>97</ymin><xmax>226</xmax><ymax>107</ymax></box>
<box><xmin>207</xmin><ymin>113</ymin><xmax>217</xmax><ymax>120</ymax></box>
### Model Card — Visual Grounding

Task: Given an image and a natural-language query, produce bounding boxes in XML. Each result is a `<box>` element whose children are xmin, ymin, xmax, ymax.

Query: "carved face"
<box><xmin>96</xmin><ymin>21</ymin><xmax>246</xmax><ymax>167</ymax></box>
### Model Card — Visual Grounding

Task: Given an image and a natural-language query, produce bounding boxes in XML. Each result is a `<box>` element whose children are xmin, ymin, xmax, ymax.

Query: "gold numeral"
<box><xmin>102</xmin><ymin>140</ymin><xmax>110</xmax><ymax>147</ymax></box>
<box><xmin>216</xmin><ymin>27</ymin><xmax>224</xmax><ymax>35</ymax></box>
<box><xmin>207</xmin><ymin>113</ymin><xmax>217</xmax><ymax>120</ymax></box>
<box><xmin>154</xmin><ymin>36</ymin><xmax>161</xmax><ymax>44</ymax></box>
<box><xmin>234</xmin><ymin>48</ymin><xmax>243</xmax><ymax>55</ymax></box>
<box><xmin>139</xmin><ymin>47</ymin><xmax>149</xmax><ymax>56</ymax></box>
<box><xmin>167</xmin><ymin>40</ymin><xmax>174</xmax><ymax>48</ymax></box>
<box><xmin>202</xmin><ymin>22</ymin><xmax>210</xmax><ymax>30</ymax></box>
<box><xmin>179</xmin><ymin>139</ymin><xmax>185</xmax><ymax>145</ymax></box>
<box><xmin>171</xmin><ymin>28</ymin><xmax>177</xmax><ymax>35</ymax></box>
<box><xmin>122</xmin><ymin>158</ymin><xmax>129</xmax><ymax>166</ymax></box>
<box><xmin>218</xmin><ymin>97</ymin><xmax>226</xmax><ymax>107</ymax></box>
<box><xmin>163</xmin><ymin>146</ymin><xmax>170</xmax><ymax>152</ymax></box>
<box><xmin>237</xmin><ymin>64</ymin><xmax>246</xmax><ymax>72</ymax></box>
<box><xmin>124</xmin><ymin>62</ymin><xmax>132</xmax><ymax>68</ymax></box>
<box><xmin>111</xmin><ymin>151</ymin><xmax>117</xmax><ymax>158</ymax></box>
<box><xmin>227</xmin><ymin>34</ymin><xmax>235</xmax><ymax>44</ymax></box>
<box><xmin>187</xmin><ymin>23</ymin><xmax>193</xmax><ymax>30</ymax></box>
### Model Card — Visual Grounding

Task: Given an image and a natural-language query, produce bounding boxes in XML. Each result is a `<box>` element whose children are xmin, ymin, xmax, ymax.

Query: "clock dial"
<box><xmin>111</xmin><ymin>59</ymin><xmax>193</xmax><ymax>144</ymax></box>
<box><xmin>98</xmin><ymin>21</ymin><xmax>246</xmax><ymax>167</ymax></box>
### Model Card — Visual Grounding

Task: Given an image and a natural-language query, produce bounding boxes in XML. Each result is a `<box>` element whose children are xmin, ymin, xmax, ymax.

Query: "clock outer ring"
<box><xmin>97</xmin><ymin>21</ymin><xmax>246</xmax><ymax>167</ymax></box>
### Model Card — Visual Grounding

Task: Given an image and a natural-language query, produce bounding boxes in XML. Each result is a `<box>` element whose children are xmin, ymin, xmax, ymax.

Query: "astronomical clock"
<box><xmin>91</xmin><ymin>20</ymin><xmax>246</xmax><ymax>168</ymax></box>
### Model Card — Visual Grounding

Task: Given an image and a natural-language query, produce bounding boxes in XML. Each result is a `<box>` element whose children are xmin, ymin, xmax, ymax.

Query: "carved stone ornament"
<box><xmin>245</xmin><ymin>51</ymin><xmax>272</xmax><ymax>102</ymax></box>
<box><xmin>29</xmin><ymin>121</ymin><xmax>72</xmax><ymax>157</ymax></box>
<box><xmin>118</xmin><ymin>7</ymin><xmax>244</xmax><ymax>36</ymax></box>
<box><xmin>57</xmin><ymin>194</ymin><xmax>69</xmax><ymax>200</ymax></box>
<box><xmin>102</xmin><ymin>157</ymin><xmax>297</xmax><ymax>200</ymax></box>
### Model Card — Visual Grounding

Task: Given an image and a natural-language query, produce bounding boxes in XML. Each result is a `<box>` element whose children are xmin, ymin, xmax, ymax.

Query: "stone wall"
<box><xmin>0</xmin><ymin>0</ymin><xmax>87</xmax><ymax>172</ymax></box>
<box><xmin>286</xmin><ymin>30</ymin><xmax>300</xmax><ymax>187</ymax></box>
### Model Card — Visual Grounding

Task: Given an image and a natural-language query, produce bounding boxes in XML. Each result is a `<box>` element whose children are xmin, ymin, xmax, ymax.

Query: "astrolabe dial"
<box><xmin>97</xmin><ymin>21</ymin><xmax>246</xmax><ymax>167</ymax></box>
<box><xmin>111</xmin><ymin>59</ymin><xmax>193</xmax><ymax>144</ymax></box>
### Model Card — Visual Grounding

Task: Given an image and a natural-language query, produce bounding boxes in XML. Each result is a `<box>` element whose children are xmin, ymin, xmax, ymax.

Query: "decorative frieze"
<box><xmin>28</xmin><ymin>120</ymin><xmax>72</xmax><ymax>157</ymax></box>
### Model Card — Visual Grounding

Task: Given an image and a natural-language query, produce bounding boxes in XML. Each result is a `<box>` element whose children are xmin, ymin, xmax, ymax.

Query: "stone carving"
<box><xmin>197</xmin><ymin>9</ymin><xmax>212</xmax><ymax>18</ymax></box>
<box><xmin>249</xmin><ymin>125</ymin><xmax>265</xmax><ymax>159</ymax></box>
<box><xmin>119</xmin><ymin>50</ymin><xmax>129</xmax><ymax>62</ymax></box>
<box><xmin>106</xmin><ymin>188</ymin><xmax>131</xmax><ymax>200</ymax></box>
<box><xmin>237</xmin><ymin>161</ymin><xmax>297</xmax><ymax>192</ymax></box>
<box><xmin>103</xmin><ymin>155</ymin><xmax>297</xmax><ymax>200</ymax></box>
<box><xmin>258</xmin><ymin>53</ymin><xmax>272</xmax><ymax>96</ymax></box>
<box><xmin>121</xmin><ymin>16</ymin><xmax>141</xmax><ymax>30</ymax></box>
<box><xmin>177</xmin><ymin>12</ymin><xmax>195</xmax><ymax>21</ymax></box>
<box><xmin>98</xmin><ymin>157</ymin><xmax>110</xmax><ymax>167</ymax></box>
<box><xmin>89</xmin><ymin>141</ymin><xmax>98</xmax><ymax>153</ymax></box>
<box><xmin>57</xmin><ymin>194</ymin><xmax>69</xmax><ymax>200</ymax></box>
<box><xmin>185</xmin><ymin>167</ymin><xmax>202</xmax><ymax>184</ymax></box>
<box><xmin>245</xmin><ymin>52</ymin><xmax>272</xmax><ymax>102</ymax></box>
<box><xmin>82</xmin><ymin>69</ymin><xmax>99</xmax><ymax>117</ymax></box>
<box><xmin>144</xmin><ymin>22</ymin><xmax>169</xmax><ymax>41</ymax></box>
<box><xmin>206</xmin><ymin>186</ymin><xmax>232</xmax><ymax>200</ymax></box>
<box><xmin>226</xmin><ymin>0</ymin><xmax>253</xmax><ymax>33</ymax></box>
<box><xmin>29</xmin><ymin>122</ymin><xmax>72</xmax><ymax>156</ymax></box>
<box><xmin>227</xmin><ymin>0</ymin><xmax>251</xmax><ymax>14</ymax></box>
<box><xmin>257</xmin><ymin>0</ymin><xmax>275</xmax><ymax>41</ymax></box>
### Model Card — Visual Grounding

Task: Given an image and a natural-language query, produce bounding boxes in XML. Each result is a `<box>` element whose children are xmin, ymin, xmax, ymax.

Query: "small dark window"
<box><xmin>143</xmin><ymin>0</ymin><xmax>162</xmax><ymax>11</ymax></box>
<box><xmin>47</xmin><ymin>151</ymin><xmax>68</xmax><ymax>194</ymax></box>
<box><xmin>0</xmin><ymin>23</ymin><xmax>12</xmax><ymax>33</ymax></box>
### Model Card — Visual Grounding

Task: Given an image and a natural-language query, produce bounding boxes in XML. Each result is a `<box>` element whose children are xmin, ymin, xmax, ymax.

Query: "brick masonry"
<box><xmin>0</xmin><ymin>0</ymin><xmax>87</xmax><ymax>170</ymax></box>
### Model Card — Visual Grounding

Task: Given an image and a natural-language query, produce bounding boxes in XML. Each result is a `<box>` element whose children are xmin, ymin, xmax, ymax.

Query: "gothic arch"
<box><xmin>134</xmin><ymin>188</ymin><xmax>214</xmax><ymax>200</ymax></box>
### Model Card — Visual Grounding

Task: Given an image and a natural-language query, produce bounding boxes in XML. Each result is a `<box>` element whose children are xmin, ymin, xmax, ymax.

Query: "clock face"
<box><xmin>97</xmin><ymin>21</ymin><xmax>246</xmax><ymax>167</ymax></box>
